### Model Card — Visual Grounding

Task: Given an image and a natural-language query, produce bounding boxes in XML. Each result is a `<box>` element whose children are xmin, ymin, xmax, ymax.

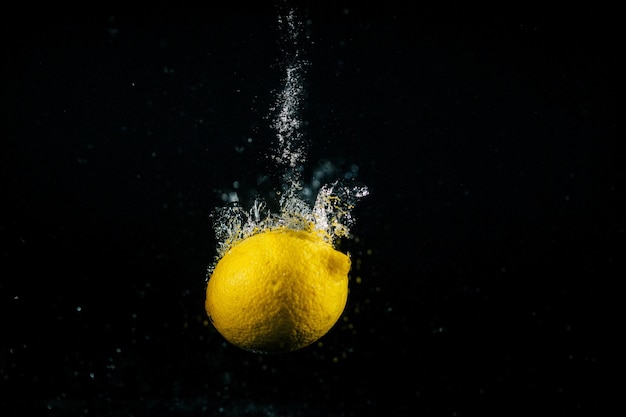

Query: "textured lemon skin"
<box><xmin>206</xmin><ymin>229</ymin><xmax>350</xmax><ymax>353</ymax></box>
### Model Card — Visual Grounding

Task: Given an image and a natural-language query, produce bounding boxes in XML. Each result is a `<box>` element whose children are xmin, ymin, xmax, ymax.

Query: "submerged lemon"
<box><xmin>205</xmin><ymin>228</ymin><xmax>350</xmax><ymax>353</ymax></box>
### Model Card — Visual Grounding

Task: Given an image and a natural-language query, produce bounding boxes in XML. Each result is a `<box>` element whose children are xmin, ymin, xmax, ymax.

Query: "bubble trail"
<box><xmin>208</xmin><ymin>7</ymin><xmax>368</xmax><ymax>270</ymax></box>
<box><xmin>271</xmin><ymin>8</ymin><xmax>307</xmax><ymax>185</ymax></box>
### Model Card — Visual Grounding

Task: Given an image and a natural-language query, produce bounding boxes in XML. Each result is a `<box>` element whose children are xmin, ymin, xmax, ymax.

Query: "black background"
<box><xmin>1</xmin><ymin>2</ymin><xmax>619</xmax><ymax>416</ymax></box>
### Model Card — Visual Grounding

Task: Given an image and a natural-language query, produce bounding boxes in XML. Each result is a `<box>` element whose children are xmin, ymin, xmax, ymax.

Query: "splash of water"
<box><xmin>209</xmin><ymin>8</ymin><xmax>368</xmax><ymax>268</ymax></box>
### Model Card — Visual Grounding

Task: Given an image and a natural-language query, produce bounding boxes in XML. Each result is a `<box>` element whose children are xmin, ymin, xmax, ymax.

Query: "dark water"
<box><xmin>1</xmin><ymin>3</ymin><xmax>617</xmax><ymax>416</ymax></box>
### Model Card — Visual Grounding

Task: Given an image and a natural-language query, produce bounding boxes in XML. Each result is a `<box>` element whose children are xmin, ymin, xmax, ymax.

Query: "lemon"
<box><xmin>205</xmin><ymin>228</ymin><xmax>351</xmax><ymax>353</ymax></box>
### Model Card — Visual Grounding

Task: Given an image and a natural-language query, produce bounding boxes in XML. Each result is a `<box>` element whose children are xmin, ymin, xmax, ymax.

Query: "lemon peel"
<box><xmin>205</xmin><ymin>228</ymin><xmax>350</xmax><ymax>353</ymax></box>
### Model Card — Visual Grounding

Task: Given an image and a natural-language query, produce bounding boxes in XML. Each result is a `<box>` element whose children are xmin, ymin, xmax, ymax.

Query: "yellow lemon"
<box><xmin>205</xmin><ymin>228</ymin><xmax>350</xmax><ymax>353</ymax></box>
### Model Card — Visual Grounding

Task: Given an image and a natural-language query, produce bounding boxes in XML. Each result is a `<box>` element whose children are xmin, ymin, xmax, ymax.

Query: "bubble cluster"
<box><xmin>209</xmin><ymin>8</ymin><xmax>368</xmax><ymax>273</ymax></box>
<box><xmin>270</xmin><ymin>8</ymin><xmax>308</xmax><ymax>183</ymax></box>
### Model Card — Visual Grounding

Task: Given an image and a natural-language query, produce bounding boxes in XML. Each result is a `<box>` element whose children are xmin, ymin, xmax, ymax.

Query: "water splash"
<box><xmin>209</xmin><ymin>7</ymin><xmax>368</xmax><ymax>269</ymax></box>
